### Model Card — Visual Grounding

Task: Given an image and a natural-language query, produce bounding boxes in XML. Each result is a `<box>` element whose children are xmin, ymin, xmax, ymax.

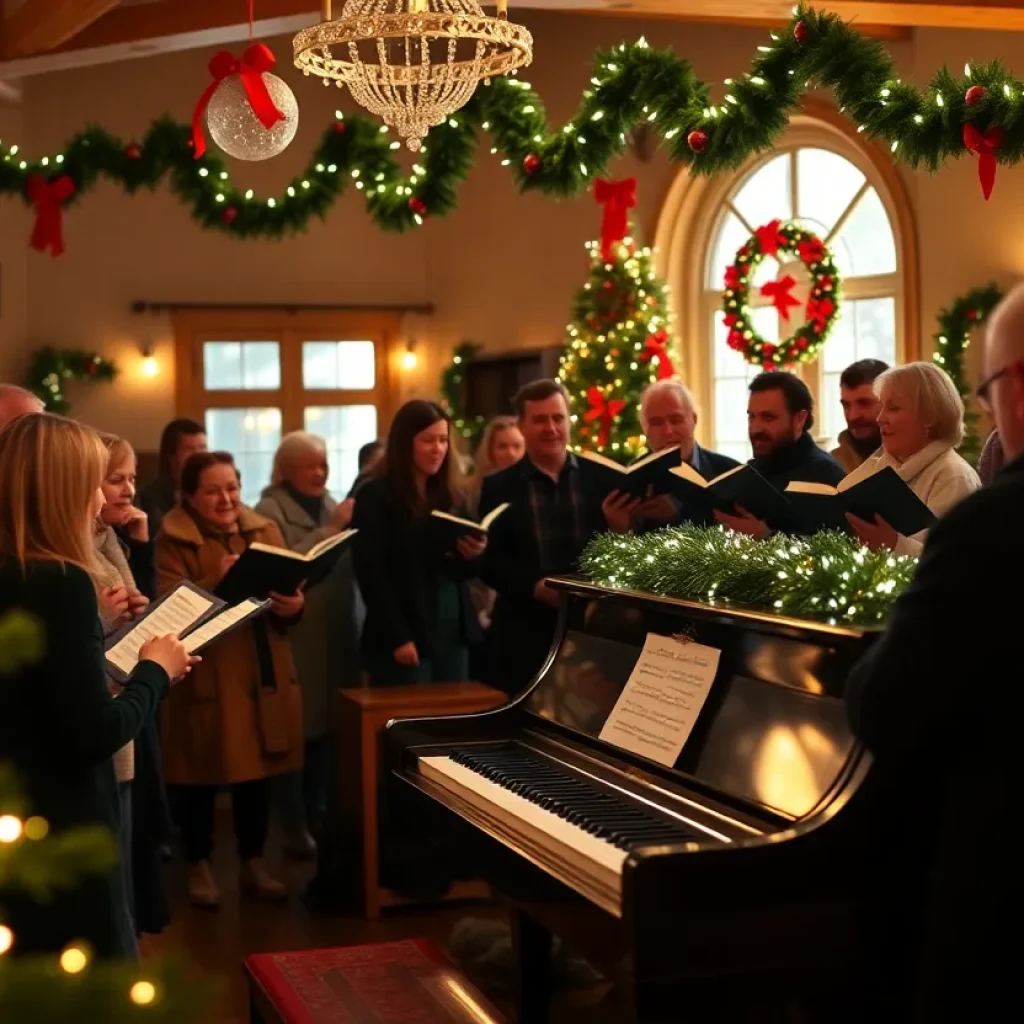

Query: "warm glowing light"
<box><xmin>130</xmin><ymin>981</ymin><xmax>157</xmax><ymax>1005</ymax></box>
<box><xmin>141</xmin><ymin>356</ymin><xmax>159</xmax><ymax>378</ymax></box>
<box><xmin>401</xmin><ymin>348</ymin><xmax>418</xmax><ymax>370</ymax></box>
<box><xmin>23</xmin><ymin>816</ymin><xmax>49</xmax><ymax>840</ymax></box>
<box><xmin>0</xmin><ymin>815</ymin><xmax>22</xmax><ymax>843</ymax></box>
<box><xmin>0</xmin><ymin>925</ymin><xmax>13</xmax><ymax>955</ymax></box>
<box><xmin>60</xmin><ymin>946</ymin><xmax>89</xmax><ymax>974</ymax></box>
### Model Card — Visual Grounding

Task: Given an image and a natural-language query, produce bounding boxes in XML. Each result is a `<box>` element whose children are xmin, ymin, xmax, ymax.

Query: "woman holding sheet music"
<box><xmin>842</xmin><ymin>363</ymin><xmax>980</xmax><ymax>557</ymax></box>
<box><xmin>0</xmin><ymin>413</ymin><xmax>193</xmax><ymax>959</ymax></box>
<box><xmin>352</xmin><ymin>400</ymin><xmax>485</xmax><ymax>686</ymax></box>
<box><xmin>155</xmin><ymin>450</ymin><xmax>304</xmax><ymax>909</ymax></box>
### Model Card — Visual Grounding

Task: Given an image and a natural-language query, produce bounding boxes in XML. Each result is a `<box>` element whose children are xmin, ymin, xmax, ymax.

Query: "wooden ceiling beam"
<box><xmin>1</xmin><ymin>0</ymin><xmax>122</xmax><ymax>58</ymax></box>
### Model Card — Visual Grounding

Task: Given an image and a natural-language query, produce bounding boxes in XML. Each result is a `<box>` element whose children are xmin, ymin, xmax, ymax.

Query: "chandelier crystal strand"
<box><xmin>294</xmin><ymin>0</ymin><xmax>532</xmax><ymax>150</ymax></box>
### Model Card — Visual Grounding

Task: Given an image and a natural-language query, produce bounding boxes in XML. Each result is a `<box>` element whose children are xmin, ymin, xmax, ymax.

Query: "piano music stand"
<box><xmin>336</xmin><ymin>682</ymin><xmax>506</xmax><ymax>919</ymax></box>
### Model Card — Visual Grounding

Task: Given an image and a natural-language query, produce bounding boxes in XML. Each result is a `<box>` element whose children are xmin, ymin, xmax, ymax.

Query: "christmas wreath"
<box><xmin>722</xmin><ymin>219</ymin><xmax>841</xmax><ymax>370</ymax></box>
<box><xmin>439</xmin><ymin>341</ymin><xmax>486</xmax><ymax>445</ymax></box>
<box><xmin>25</xmin><ymin>347</ymin><xmax>117</xmax><ymax>414</ymax></box>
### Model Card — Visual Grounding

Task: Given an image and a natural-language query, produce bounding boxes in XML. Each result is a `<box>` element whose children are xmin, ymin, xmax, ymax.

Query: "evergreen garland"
<box><xmin>579</xmin><ymin>525</ymin><xmax>917</xmax><ymax>626</ymax></box>
<box><xmin>25</xmin><ymin>348</ymin><xmax>117</xmax><ymax>414</ymax></box>
<box><xmin>4</xmin><ymin>7</ymin><xmax>1024</xmax><ymax>242</ymax></box>
<box><xmin>438</xmin><ymin>342</ymin><xmax>485</xmax><ymax>444</ymax></box>
<box><xmin>932</xmin><ymin>283</ymin><xmax>1003</xmax><ymax>464</ymax></box>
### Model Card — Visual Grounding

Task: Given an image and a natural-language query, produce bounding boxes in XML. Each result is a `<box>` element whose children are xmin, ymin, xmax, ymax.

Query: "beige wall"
<box><xmin>6</xmin><ymin>13</ymin><xmax>1024</xmax><ymax>448</ymax></box>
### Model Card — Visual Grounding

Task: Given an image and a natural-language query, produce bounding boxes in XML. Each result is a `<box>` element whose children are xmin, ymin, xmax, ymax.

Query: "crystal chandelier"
<box><xmin>294</xmin><ymin>0</ymin><xmax>533</xmax><ymax>151</ymax></box>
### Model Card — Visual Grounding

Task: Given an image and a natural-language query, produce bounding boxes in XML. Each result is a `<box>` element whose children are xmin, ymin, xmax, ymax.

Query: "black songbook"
<box><xmin>104</xmin><ymin>582</ymin><xmax>269</xmax><ymax>682</ymax></box>
<box><xmin>215</xmin><ymin>529</ymin><xmax>357</xmax><ymax>602</ymax></box>
<box><xmin>577</xmin><ymin>446</ymin><xmax>683</xmax><ymax>498</ymax></box>
<box><xmin>785</xmin><ymin>467</ymin><xmax>937</xmax><ymax>537</ymax></box>
<box><xmin>429</xmin><ymin>503</ymin><xmax>509</xmax><ymax>547</ymax></box>
<box><xmin>668</xmin><ymin>462</ymin><xmax>793</xmax><ymax>527</ymax></box>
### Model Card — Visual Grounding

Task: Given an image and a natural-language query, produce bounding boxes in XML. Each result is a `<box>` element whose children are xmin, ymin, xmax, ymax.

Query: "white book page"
<box><xmin>785</xmin><ymin>481</ymin><xmax>838</xmax><ymax>495</ymax></box>
<box><xmin>306</xmin><ymin>529</ymin><xmax>356</xmax><ymax>560</ymax></box>
<box><xmin>183</xmin><ymin>599</ymin><xmax>264</xmax><ymax>654</ymax></box>
<box><xmin>578</xmin><ymin>450</ymin><xmax>625</xmax><ymax>472</ymax></box>
<box><xmin>669</xmin><ymin>462</ymin><xmax>708</xmax><ymax>487</ymax></box>
<box><xmin>480</xmin><ymin>502</ymin><xmax>510</xmax><ymax>530</ymax></box>
<box><xmin>598</xmin><ymin>633</ymin><xmax>722</xmax><ymax>768</ymax></box>
<box><xmin>105</xmin><ymin>586</ymin><xmax>214</xmax><ymax>676</ymax></box>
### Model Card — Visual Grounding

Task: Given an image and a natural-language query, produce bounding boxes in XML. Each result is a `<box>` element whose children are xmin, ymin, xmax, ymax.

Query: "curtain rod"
<box><xmin>130</xmin><ymin>301</ymin><xmax>434</xmax><ymax>315</ymax></box>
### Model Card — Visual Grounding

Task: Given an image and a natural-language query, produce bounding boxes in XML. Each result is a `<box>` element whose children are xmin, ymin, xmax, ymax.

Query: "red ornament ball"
<box><xmin>125</xmin><ymin>143</ymin><xmax>142</xmax><ymax>160</ymax></box>
<box><xmin>762</xmin><ymin>343</ymin><xmax>776</xmax><ymax>357</ymax></box>
<box><xmin>687</xmin><ymin>130</ymin><xmax>708</xmax><ymax>154</ymax></box>
<box><xmin>333</xmin><ymin>121</ymin><xmax>346</xmax><ymax>134</ymax></box>
<box><xmin>967</xmin><ymin>308</ymin><xmax>979</xmax><ymax>321</ymax></box>
<box><xmin>965</xmin><ymin>85</ymin><xmax>986</xmax><ymax>106</ymax></box>
<box><xmin>85</xmin><ymin>362</ymin><xmax>97</xmax><ymax>376</ymax></box>
<box><xmin>794</xmin><ymin>21</ymin><xmax>809</xmax><ymax>44</ymax></box>
<box><xmin>523</xmin><ymin>153</ymin><xmax>541</xmax><ymax>175</ymax></box>
<box><xmin>408</xmin><ymin>197</ymin><xmax>427</xmax><ymax>216</ymax></box>
<box><xmin>763</xmin><ymin>361</ymin><xmax>775</xmax><ymax>371</ymax></box>
<box><xmin>602</xmin><ymin>280</ymin><xmax>614</xmax><ymax>291</ymax></box>
<box><xmin>222</xmin><ymin>207</ymin><xmax>238</xmax><ymax>226</ymax></box>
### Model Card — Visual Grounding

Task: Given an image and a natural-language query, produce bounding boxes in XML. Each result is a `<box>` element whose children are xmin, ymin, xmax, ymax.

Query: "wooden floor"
<box><xmin>142</xmin><ymin>822</ymin><xmax>621</xmax><ymax>1023</ymax></box>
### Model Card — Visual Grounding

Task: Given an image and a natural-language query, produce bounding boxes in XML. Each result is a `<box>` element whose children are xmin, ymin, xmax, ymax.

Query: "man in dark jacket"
<box><xmin>137</xmin><ymin>418</ymin><xmax>207</xmax><ymax>538</ymax></box>
<box><xmin>844</xmin><ymin>284</ymin><xmax>1024</xmax><ymax>1020</ymax></box>
<box><xmin>715</xmin><ymin>371</ymin><xmax>844</xmax><ymax>537</ymax></box>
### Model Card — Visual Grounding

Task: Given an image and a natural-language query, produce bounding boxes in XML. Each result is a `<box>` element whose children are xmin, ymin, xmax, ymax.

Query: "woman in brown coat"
<box><xmin>156</xmin><ymin>451</ymin><xmax>304</xmax><ymax>909</ymax></box>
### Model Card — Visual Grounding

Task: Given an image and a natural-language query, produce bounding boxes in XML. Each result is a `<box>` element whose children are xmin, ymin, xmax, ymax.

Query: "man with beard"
<box><xmin>832</xmin><ymin>359</ymin><xmax>888</xmax><ymax>472</ymax></box>
<box><xmin>715</xmin><ymin>371</ymin><xmax>844</xmax><ymax>538</ymax></box>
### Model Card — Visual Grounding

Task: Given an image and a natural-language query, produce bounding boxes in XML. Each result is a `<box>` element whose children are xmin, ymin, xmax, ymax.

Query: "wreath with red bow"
<box><xmin>721</xmin><ymin>219</ymin><xmax>841</xmax><ymax>370</ymax></box>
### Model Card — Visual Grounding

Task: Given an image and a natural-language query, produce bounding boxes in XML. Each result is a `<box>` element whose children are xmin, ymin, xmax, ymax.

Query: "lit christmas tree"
<box><xmin>557</xmin><ymin>178</ymin><xmax>675</xmax><ymax>465</ymax></box>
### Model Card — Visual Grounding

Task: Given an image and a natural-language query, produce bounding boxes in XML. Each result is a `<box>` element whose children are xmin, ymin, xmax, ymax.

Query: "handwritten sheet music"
<box><xmin>105</xmin><ymin>585</ymin><xmax>214</xmax><ymax>676</ymax></box>
<box><xmin>183</xmin><ymin>599</ymin><xmax>263</xmax><ymax>654</ymax></box>
<box><xmin>598</xmin><ymin>633</ymin><xmax>722</xmax><ymax>768</ymax></box>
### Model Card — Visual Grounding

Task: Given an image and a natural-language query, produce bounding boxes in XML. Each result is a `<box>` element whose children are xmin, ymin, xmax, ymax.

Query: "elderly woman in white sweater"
<box><xmin>844</xmin><ymin>362</ymin><xmax>980</xmax><ymax>557</ymax></box>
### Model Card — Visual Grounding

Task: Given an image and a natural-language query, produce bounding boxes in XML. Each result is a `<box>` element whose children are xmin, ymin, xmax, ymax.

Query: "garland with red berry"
<box><xmin>25</xmin><ymin>347</ymin><xmax>118</xmax><ymax>414</ymax></box>
<box><xmin>722</xmin><ymin>220</ymin><xmax>841</xmax><ymax>369</ymax></box>
<box><xmin>2</xmin><ymin>6</ymin><xmax>1024</xmax><ymax>251</ymax></box>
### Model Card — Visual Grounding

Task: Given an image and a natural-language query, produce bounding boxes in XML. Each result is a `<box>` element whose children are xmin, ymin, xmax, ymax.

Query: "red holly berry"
<box><xmin>222</xmin><ymin>207</ymin><xmax>238</xmax><ymax>225</ymax></box>
<box><xmin>334</xmin><ymin>121</ymin><xmax>346</xmax><ymax>134</ymax></box>
<box><xmin>602</xmin><ymin>280</ymin><xmax>613</xmax><ymax>290</ymax></box>
<box><xmin>687</xmin><ymin>130</ymin><xmax>708</xmax><ymax>154</ymax></box>
<box><xmin>85</xmin><ymin>362</ymin><xmax>97</xmax><ymax>376</ymax></box>
<box><xmin>794</xmin><ymin>20</ymin><xmax>809</xmax><ymax>44</ymax></box>
<box><xmin>408</xmin><ymin>197</ymin><xmax>427</xmax><ymax>216</ymax></box>
<box><xmin>523</xmin><ymin>153</ymin><xmax>541</xmax><ymax>175</ymax></box>
<box><xmin>967</xmin><ymin>308</ymin><xmax>979</xmax><ymax>321</ymax></box>
<box><xmin>125</xmin><ymin>143</ymin><xmax>142</xmax><ymax>160</ymax></box>
<box><xmin>965</xmin><ymin>85</ymin><xmax>986</xmax><ymax>106</ymax></box>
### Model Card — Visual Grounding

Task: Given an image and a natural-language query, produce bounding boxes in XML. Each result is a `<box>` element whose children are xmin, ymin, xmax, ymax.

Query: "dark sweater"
<box><xmin>750</xmin><ymin>430</ymin><xmax>845</xmax><ymax>490</ymax></box>
<box><xmin>0</xmin><ymin>559</ymin><xmax>168</xmax><ymax>958</ymax></box>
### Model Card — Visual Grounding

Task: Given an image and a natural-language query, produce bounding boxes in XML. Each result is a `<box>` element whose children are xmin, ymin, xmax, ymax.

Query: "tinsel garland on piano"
<box><xmin>579</xmin><ymin>526</ymin><xmax>916</xmax><ymax>626</ymax></box>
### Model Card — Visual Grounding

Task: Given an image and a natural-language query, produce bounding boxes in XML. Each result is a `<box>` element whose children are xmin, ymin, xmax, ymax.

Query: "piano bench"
<box><xmin>245</xmin><ymin>938</ymin><xmax>505</xmax><ymax>1024</ymax></box>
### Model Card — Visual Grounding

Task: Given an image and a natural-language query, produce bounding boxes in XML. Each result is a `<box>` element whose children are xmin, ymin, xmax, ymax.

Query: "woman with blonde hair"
<box><xmin>0</xmin><ymin>413</ymin><xmax>192</xmax><ymax>958</ymax></box>
<box><xmin>844</xmin><ymin>362</ymin><xmax>981</xmax><ymax>556</ymax></box>
<box><xmin>467</xmin><ymin>416</ymin><xmax>525</xmax><ymax>516</ymax></box>
<box><xmin>256</xmin><ymin>431</ymin><xmax>357</xmax><ymax>857</ymax></box>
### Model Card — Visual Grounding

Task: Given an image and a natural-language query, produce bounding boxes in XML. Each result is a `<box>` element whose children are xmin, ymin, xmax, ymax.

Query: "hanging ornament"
<box><xmin>222</xmin><ymin>207</ymin><xmax>239</xmax><ymax>225</ymax></box>
<box><xmin>523</xmin><ymin>153</ymin><xmax>541</xmax><ymax>175</ymax></box>
<box><xmin>194</xmin><ymin>44</ymin><xmax>299</xmax><ymax>162</ymax></box>
<box><xmin>794</xmin><ymin>21</ymin><xmax>809</xmax><ymax>44</ymax></box>
<box><xmin>125</xmin><ymin>142</ymin><xmax>143</xmax><ymax>160</ymax></box>
<box><xmin>408</xmin><ymin>196</ymin><xmax>427</xmax><ymax>216</ymax></box>
<box><xmin>965</xmin><ymin>85</ymin><xmax>986</xmax><ymax>106</ymax></box>
<box><xmin>687</xmin><ymin>129</ymin><xmax>708</xmax><ymax>154</ymax></box>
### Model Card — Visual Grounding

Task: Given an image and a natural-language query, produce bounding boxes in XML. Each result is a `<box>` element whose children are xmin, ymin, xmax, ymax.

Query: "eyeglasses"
<box><xmin>976</xmin><ymin>365</ymin><xmax>1013</xmax><ymax>413</ymax></box>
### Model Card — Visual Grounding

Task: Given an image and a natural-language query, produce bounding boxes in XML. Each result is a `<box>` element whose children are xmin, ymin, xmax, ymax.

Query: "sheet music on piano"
<box><xmin>598</xmin><ymin>632</ymin><xmax>722</xmax><ymax>768</ymax></box>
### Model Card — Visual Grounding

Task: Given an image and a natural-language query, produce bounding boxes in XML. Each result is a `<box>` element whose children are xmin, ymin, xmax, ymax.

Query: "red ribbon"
<box><xmin>640</xmin><ymin>330</ymin><xmax>676</xmax><ymax>380</ymax></box>
<box><xmin>806</xmin><ymin>296</ymin><xmax>835</xmax><ymax>333</ymax></box>
<box><xmin>27</xmin><ymin>175</ymin><xmax>75</xmax><ymax>257</ymax></box>
<box><xmin>760</xmin><ymin>275</ymin><xmax>801</xmax><ymax>321</ymax></box>
<box><xmin>755</xmin><ymin>219</ymin><xmax>784</xmax><ymax>257</ymax></box>
<box><xmin>191</xmin><ymin>43</ymin><xmax>285</xmax><ymax>159</ymax></box>
<box><xmin>584</xmin><ymin>387</ymin><xmax>626</xmax><ymax>448</ymax></box>
<box><xmin>593</xmin><ymin>178</ymin><xmax>637</xmax><ymax>262</ymax></box>
<box><xmin>963</xmin><ymin>123</ymin><xmax>1003</xmax><ymax>200</ymax></box>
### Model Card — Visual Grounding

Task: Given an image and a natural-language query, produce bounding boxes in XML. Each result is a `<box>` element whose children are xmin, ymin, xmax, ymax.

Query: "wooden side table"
<box><xmin>336</xmin><ymin>682</ymin><xmax>506</xmax><ymax>920</ymax></box>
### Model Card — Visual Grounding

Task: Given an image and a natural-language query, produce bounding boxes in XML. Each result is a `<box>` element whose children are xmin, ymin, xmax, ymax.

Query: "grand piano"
<box><xmin>387</xmin><ymin>576</ymin><xmax>885</xmax><ymax>1023</ymax></box>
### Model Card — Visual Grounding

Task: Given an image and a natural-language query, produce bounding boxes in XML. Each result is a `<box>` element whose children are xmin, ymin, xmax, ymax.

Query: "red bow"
<box><xmin>755</xmin><ymin>219</ymin><xmax>784</xmax><ymax>257</ymax></box>
<box><xmin>806</xmin><ymin>296</ymin><xmax>835</xmax><ymax>333</ymax></box>
<box><xmin>963</xmin><ymin>123</ymin><xmax>1003</xmax><ymax>200</ymax></box>
<box><xmin>27</xmin><ymin>175</ymin><xmax>76</xmax><ymax>257</ymax></box>
<box><xmin>593</xmin><ymin>178</ymin><xmax>637</xmax><ymax>262</ymax></box>
<box><xmin>797</xmin><ymin>237</ymin><xmax>826</xmax><ymax>265</ymax></box>
<box><xmin>191</xmin><ymin>43</ymin><xmax>285</xmax><ymax>159</ymax></box>
<box><xmin>760</xmin><ymin>275</ymin><xmax>801</xmax><ymax>321</ymax></box>
<box><xmin>584</xmin><ymin>387</ymin><xmax>626</xmax><ymax>447</ymax></box>
<box><xmin>641</xmin><ymin>330</ymin><xmax>676</xmax><ymax>380</ymax></box>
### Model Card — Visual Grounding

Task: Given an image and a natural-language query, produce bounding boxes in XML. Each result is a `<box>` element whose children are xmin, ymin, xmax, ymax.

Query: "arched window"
<box><xmin>655</xmin><ymin>110</ymin><xmax>917</xmax><ymax>464</ymax></box>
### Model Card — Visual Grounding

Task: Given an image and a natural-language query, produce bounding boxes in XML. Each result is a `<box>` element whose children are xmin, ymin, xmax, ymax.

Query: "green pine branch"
<box><xmin>24</xmin><ymin>347</ymin><xmax>118</xmax><ymax>414</ymax></box>
<box><xmin>3</xmin><ymin>7</ymin><xmax>1024</xmax><ymax>240</ymax></box>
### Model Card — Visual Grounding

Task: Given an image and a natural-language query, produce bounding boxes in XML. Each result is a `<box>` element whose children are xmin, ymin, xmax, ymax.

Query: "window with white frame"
<box><xmin>703</xmin><ymin>145</ymin><xmax>902</xmax><ymax>462</ymax></box>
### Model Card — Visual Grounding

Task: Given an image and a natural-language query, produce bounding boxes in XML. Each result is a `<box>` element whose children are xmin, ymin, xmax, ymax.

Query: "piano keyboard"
<box><xmin>419</xmin><ymin>747</ymin><xmax>701</xmax><ymax>914</ymax></box>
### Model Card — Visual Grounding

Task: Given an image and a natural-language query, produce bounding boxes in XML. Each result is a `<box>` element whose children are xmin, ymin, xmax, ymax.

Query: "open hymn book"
<box><xmin>104</xmin><ymin>581</ymin><xmax>269</xmax><ymax>683</ymax></box>
<box><xmin>577</xmin><ymin>446</ymin><xmax>682</xmax><ymax>498</ymax></box>
<box><xmin>429</xmin><ymin>503</ymin><xmax>509</xmax><ymax>546</ymax></box>
<box><xmin>668</xmin><ymin>461</ymin><xmax>793</xmax><ymax>527</ymax></box>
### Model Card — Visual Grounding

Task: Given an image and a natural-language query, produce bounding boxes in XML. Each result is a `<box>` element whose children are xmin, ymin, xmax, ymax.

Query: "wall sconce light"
<box><xmin>401</xmin><ymin>340</ymin><xmax>418</xmax><ymax>371</ymax></box>
<box><xmin>140</xmin><ymin>344</ymin><xmax>159</xmax><ymax>378</ymax></box>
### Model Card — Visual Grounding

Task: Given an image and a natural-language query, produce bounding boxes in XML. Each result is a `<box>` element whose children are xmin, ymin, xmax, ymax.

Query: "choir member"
<box><xmin>0</xmin><ymin>384</ymin><xmax>43</xmax><ymax>427</ymax></box>
<box><xmin>137</xmin><ymin>418</ymin><xmax>207</xmax><ymax>538</ymax></box>
<box><xmin>977</xmin><ymin>428</ymin><xmax>1004</xmax><ymax>485</ymax></box>
<box><xmin>832</xmin><ymin>358</ymin><xmax>887</xmax><ymax>472</ymax></box>
<box><xmin>256</xmin><ymin>431</ymin><xmax>357</xmax><ymax>857</ymax></box>
<box><xmin>352</xmin><ymin>401</ymin><xmax>485</xmax><ymax>685</ymax></box>
<box><xmin>156</xmin><ymin>451</ymin><xmax>303</xmax><ymax>907</ymax></box>
<box><xmin>843</xmin><ymin>362</ymin><xmax>979</xmax><ymax>556</ymax></box>
<box><xmin>347</xmin><ymin>438</ymin><xmax>385</xmax><ymax>498</ymax></box>
<box><xmin>0</xmin><ymin>413</ymin><xmax>191</xmax><ymax>958</ymax></box>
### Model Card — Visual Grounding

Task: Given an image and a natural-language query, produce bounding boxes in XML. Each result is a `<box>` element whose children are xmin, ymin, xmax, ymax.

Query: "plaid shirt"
<box><xmin>524</xmin><ymin>453</ymin><xmax>589</xmax><ymax>577</ymax></box>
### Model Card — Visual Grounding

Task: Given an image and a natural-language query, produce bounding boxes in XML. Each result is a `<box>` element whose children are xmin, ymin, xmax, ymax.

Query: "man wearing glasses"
<box><xmin>842</xmin><ymin>284</ymin><xmax>1024</xmax><ymax>1022</ymax></box>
